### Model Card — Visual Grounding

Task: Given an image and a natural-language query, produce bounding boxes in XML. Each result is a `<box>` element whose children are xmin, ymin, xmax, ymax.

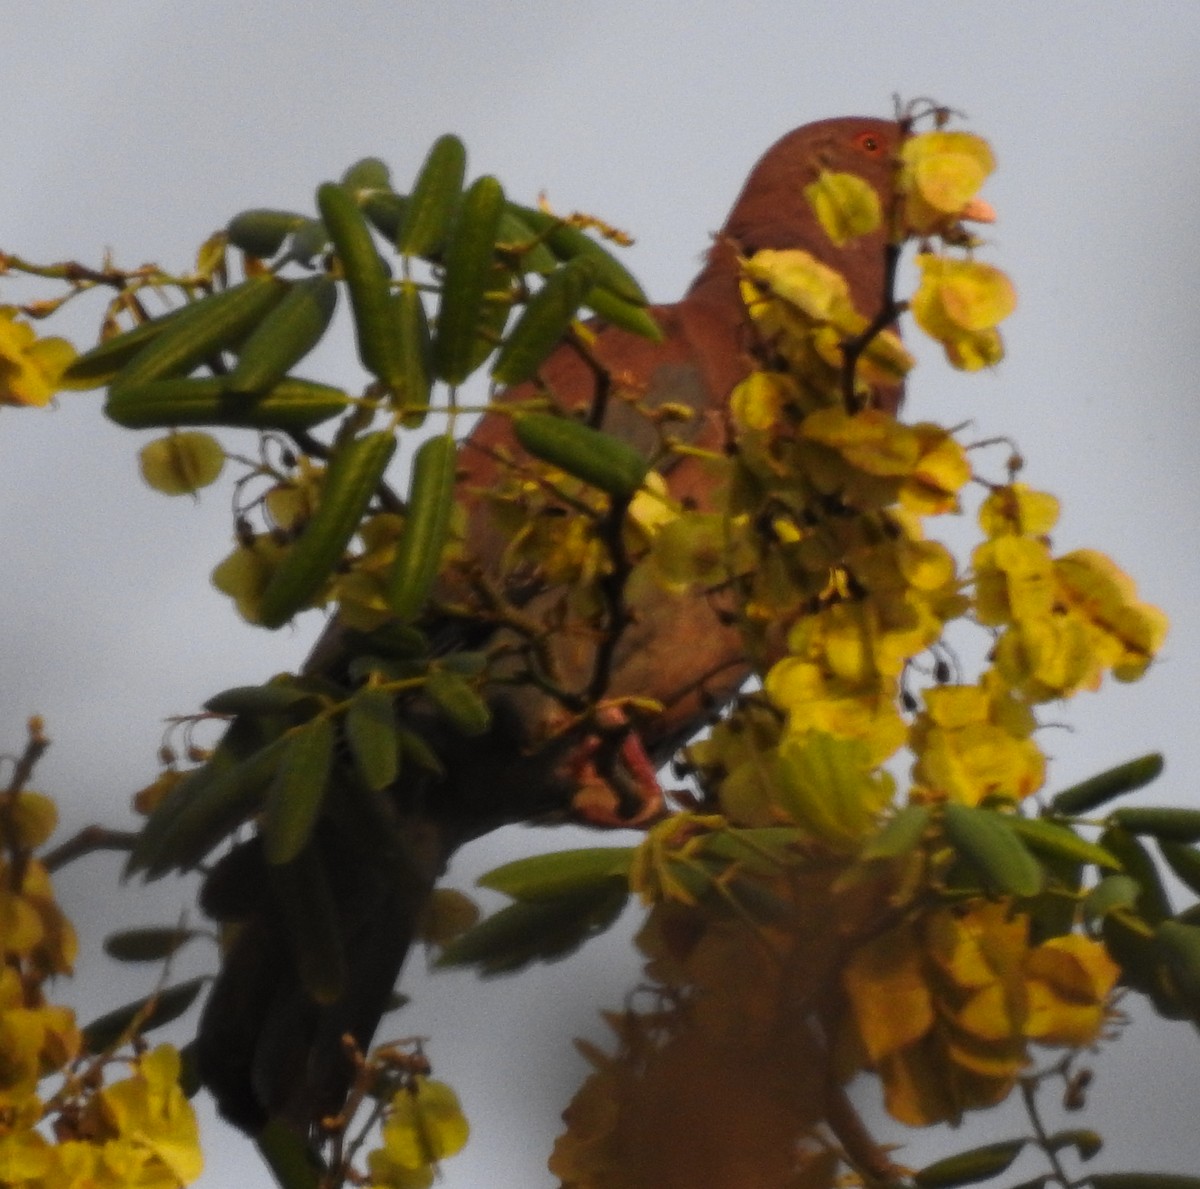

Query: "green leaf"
<box><xmin>492</xmin><ymin>257</ymin><xmax>599</xmax><ymax>385</ymax></box>
<box><xmin>387</xmin><ymin>433</ymin><xmax>457</xmax><ymax>621</ymax></box>
<box><xmin>255</xmin><ymin>1119</ymin><xmax>324</xmax><ymax>1189</ymax></box>
<box><xmin>341</xmin><ymin>156</ymin><xmax>392</xmax><ymax>193</ymax></box>
<box><xmin>1010</xmin><ymin>816</ymin><xmax>1120</xmax><ymax>869</ymax></box>
<box><xmin>509</xmin><ymin>203</ymin><xmax>647</xmax><ymax>304</ymax></box>
<box><xmin>263</xmin><ymin>717</ymin><xmax>336</xmax><ymax>865</ymax></box>
<box><xmin>105</xmin><ymin>375</ymin><xmax>351</xmax><ymax>432</ymax></box>
<box><xmin>111</xmin><ymin>276</ymin><xmax>287</xmax><ymax>390</ymax></box>
<box><xmin>1159</xmin><ymin>841</ymin><xmax>1200</xmax><ymax>899</ymax></box>
<box><xmin>258</xmin><ymin>429</ymin><xmax>396</xmax><ymax>629</ymax></box>
<box><xmin>1100</xmin><ymin>826</ymin><xmax>1172</xmax><ymax>923</ymax></box>
<box><xmin>860</xmin><ymin>804</ymin><xmax>931</xmax><ymax>860</ymax></box>
<box><xmin>1091</xmin><ymin>1176</ymin><xmax>1200</xmax><ymax>1189</ymax></box>
<box><xmin>1111</xmin><ymin>807</ymin><xmax>1200</xmax><ymax>844</ymax></box>
<box><xmin>583</xmin><ymin>282</ymin><xmax>664</xmax><ymax>341</ymax></box>
<box><xmin>396</xmin><ymin>134</ymin><xmax>467</xmax><ymax>257</ymax></box>
<box><xmin>391</xmin><ymin>280</ymin><xmax>433</xmax><ymax>421</ymax></box>
<box><xmin>102</xmin><ymin>926</ymin><xmax>198</xmax><ymax>963</ymax></box>
<box><xmin>496</xmin><ymin>206</ymin><xmax>559</xmax><ymax>274</ymax></box>
<box><xmin>345</xmin><ymin>685</ymin><xmax>399</xmax><ymax>791</ymax></box>
<box><xmin>913</xmin><ymin>1139</ymin><xmax>1025</xmax><ymax>1187</ymax></box>
<box><xmin>228</xmin><ymin>275</ymin><xmax>339</xmax><ymax>395</ymax></box>
<box><xmin>316</xmin><ymin>180</ymin><xmax>401</xmax><ymax>387</ymax></box>
<box><xmin>433</xmin><ymin>174</ymin><xmax>507</xmax><ymax>384</ymax></box>
<box><xmin>942</xmin><ymin>803</ymin><xmax>1043</xmax><ymax>897</ymax></box>
<box><xmin>1084</xmin><ymin>874</ymin><xmax>1141</xmax><ymax>923</ymax></box>
<box><xmin>204</xmin><ymin>681</ymin><xmax>320</xmax><ymax>716</ymax></box>
<box><xmin>1049</xmin><ymin>752</ymin><xmax>1164</xmax><ymax>816</ymax></box>
<box><xmin>362</xmin><ymin>191</ymin><xmax>409</xmax><ymax>241</ymax></box>
<box><xmin>1045</xmin><ymin>1128</ymin><xmax>1103</xmax><ymax>1161</ymax></box>
<box><xmin>425</xmin><ymin>668</ymin><xmax>491</xmax><ymax>736</ymax></box>
<box><xmin>480</xmin><ymin>847</ymin><xmax>635</xmax><ymax>901</ymax></box>
<box><xmin>436</xmin><ymin>882</ymin><xmax>627</xmax><ymax>974</ymax></box>
<box><xmin>514</xmin><ymin>412</ymin><xmax>649</xmax><ymax>499</ymax></box>
<box><xmin>227</xmin><ymin>209</ymin><xmax>309</xmax><ymax>258</ymax></box>
<box><xmin>1154</xmin><ymin>920</ymin><xmax>1200</xmax><ymax>1008</ymax></box>
<box><xmin>82</xmin><ymin>977</ymin><xmax>206</xmax><ymax>1053</ymax></box>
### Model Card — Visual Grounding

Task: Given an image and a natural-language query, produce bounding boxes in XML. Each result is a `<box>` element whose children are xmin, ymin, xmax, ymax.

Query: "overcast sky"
<box><xmin>5</xmin><ymin>5</ymin><xmax>1200</xmax><ymax>1186</ymax></box>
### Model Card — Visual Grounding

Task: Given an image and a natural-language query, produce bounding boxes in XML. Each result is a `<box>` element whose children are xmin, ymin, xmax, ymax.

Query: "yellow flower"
<box><xmin>0</xmin><ymin>307</ymin><xmax>76</xmax><ymax>407</ymax></box>
<box><xmin>369</xmin><ymin>1077</ymin><xmax>469</xmax><ymax>1181</ymax></box>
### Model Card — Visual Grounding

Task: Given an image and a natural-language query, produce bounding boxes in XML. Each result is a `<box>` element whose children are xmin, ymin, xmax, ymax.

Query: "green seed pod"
<box><xmin>110</xmin><ymin>277</ymin><xmax>288</xmax><ymax>391</ymax></box>
<box><xmin>82</xmin><ymin>977</ymin><xmax>206</xmax><ymax>1054</ymax></box>
<box><xmin>1100</xmin><ymin>826</ymin><xmax>1173</xmax><ymax>924</ymax></box>
<box><xmin>258</xmin><ymin>430</ymin><xmax>396</xmax><ymax>629</ymax></box>
<box><xmin>1049</xmin><ymin>752</ymin><xmax>1164</xmax><ymax>816</ymax></box>
<box><xmin>1007</xmin><ymin>816</ymin><xmax>1121</xmax><ymax>869</ymax></box>
<box><xmin>396</xmin><ymin>133</ymin><xmax>467</xmax><ymax>257</ymax></box>
<box><xmin>227</xmin><ymin>209</ymin><xmax>310</xmax><ymax>258</ymax></box>
<box><xmin>509</xmin><ymin>203</ymin><xmax>647</xmax><ymax>304</ymax></box>
<box><xmin>263</xmin><ymin>717</ymin><xmax>335</xmax><ymax>865</ymax></box>
<box><xmin>102</xmin><ymin>926</ymin><xmax>197</xmax><ymax>964</ymax></box>
<box><xmin>942</xmin><ymin>803</ymin><xmax>1043</xmax><ymax>897</ymax></box>
<box><xmin>316</xmin><ymin>180</ymin><xmax>402</xmax><ymax>387</ymax></box>
<box><xmin>514</xmin><ymin>412</ymin><xmax>649</xmax><ymax>499</ymax></box>
<box><xmin>1160</xmin><ymin>842</ymin><xmax>1200</xmax><ymax>899</ymax></box>
<box><xmin>105</xmin><ymin>376</ymin><xmax>352</xmax><ymax>431</ymax></box>
<box><xmin>433</xmin><ymin>174</ymin><xmax>507</xmax><ymax>384</ymax></box>
<box><xmin>492</xmin><ymin>257</ymin><xmax>599</xmax><ymax>385</ymax></box>
<box><xmin>387</xmin><ymin>433</ymin><xmax>457</xmax><ymax>622</ymax></box>
<box><xmin>227</xmin><ymin>275</ymin><xmax>338</xmax><ymax>394</ymax></box>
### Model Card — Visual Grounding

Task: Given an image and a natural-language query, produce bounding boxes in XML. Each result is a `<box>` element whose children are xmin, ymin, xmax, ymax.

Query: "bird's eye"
<box><xmin>854</xmin><ymin>132</ymin><xmax>884</xmax><ymax>155</ymax></box>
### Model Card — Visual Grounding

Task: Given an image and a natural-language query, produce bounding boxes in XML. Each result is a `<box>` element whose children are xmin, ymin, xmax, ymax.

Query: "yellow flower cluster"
<box><xmin>551</xmin><ymin>123</ymin><xmax>1168</xmax><ymax>1174</ymax></box>
<box><xmin>0</xmin><ymin>787</ymin><xmax>202</xmax><ymax>1188</ymax></box>
<box><xmin>0</xmin><ymin>308</ymin><xmax>75</xmax><ymax>408</ymax></box>
<box><xmin>365</xmin><ymin>1077</ymin><xmax>469</xmax><ymax>1189</ymax></box>
<box><xmin>843</xmin><ymin>903</ymin><xmax>1119</xmax><ymax>1126</ymax></box>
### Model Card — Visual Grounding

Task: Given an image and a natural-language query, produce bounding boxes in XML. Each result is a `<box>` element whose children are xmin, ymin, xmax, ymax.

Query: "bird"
<box><xmin>195</xmin><ymin>115</ymin><xmax>909</xmax><ymax>1137</ymax></box>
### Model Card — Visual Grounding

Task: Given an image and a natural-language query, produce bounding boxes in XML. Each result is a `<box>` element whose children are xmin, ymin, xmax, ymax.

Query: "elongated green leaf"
<box><xmin>102</xmin><ymin>926</ymin><xmax>198</xmax><ymax>963</ymax></box>
<box><xmin>362</xmin><ymin>191</ymin><xmax>409</xmax><ymax>240</ymax></box>
<box><xmin>255</xmin><ymin>1119</ymin><xmax>324</xmax><ymax>1189</ymax></box>
<box><xmin>496</xmin><ymin>206</ymin><xmax>558</xmax><ymax>274</ymax></box>
<box><xmin>1050</xmin><ymin>753</ymin><xmax>1164</xmax><ymax>816</ymax></box>
<box><xmin>942</xmin><ymin>803</ymin><xmax>1043</xmax><ymax>897</ymax></box>
<box><xmin>1092</xmin><ymin>1175</ymin><xmax>1200</xmax><ymax>1189</ymax></box>
<box><xmin>436</xmin><ymin>882</ymin><xmax>627</xmax><ymax>975</ymax></box>
<box><xmin>341</xmin><ymin>156</ymin><xmax>391</xmax><ymax>193</ymax></box>
<box><xmin>387</xmin><ymin>433</ymin><xmax>457</xmax><ymax>621</ymax></box>
<box><xmin>105</xmin><ymin>375</ymin><xmax>351</xmax><ymax>431</ymax></box>
<box><xmin>1045</xmin><ymin>1128</ymin><xmax>1103</xmax><ymax>1161</ymax></box>
<box><xmin>434</xmin><ymin>174</ymin><xmax>507</xmax><ymax>383</ymax></box>
<box><xmin>425</xmin><ymin>668</ymin><xmax>490</xmax><ymax>736</ymax></box>
<box><xmin>258</xmin><ymin>430</ymin><xmax>396</xmax><ymax>629</ymax></box>
<box><xmin>345</xmin><ymin>685</ymin><xmax>399</xmax><ymax>791</ymax></box>
<box><xmin>111</xmin><ymin>277</ymin><xmax>287</xmax><ymax>390</ymax></box>
<box><xmin>492</xmin><ymin>257</ymin><xmax>599</xmax><ymax>385</ymax></box>
<box><xmin>514</xmin><ymin>412</ymin><xmax>649</xmax><ymax>498</ymax></box>
<box><xmin>82</xmin><ymin>977</ymin><xmax>206</xmax><ymax>1054</ymax></box>
<box><xmin>1154</xmin><ymin>920</ymin><xmax>1200</xmax><ymax>1008</ymax></box>
<box><xmin>1010</xmin><ymin>816</ymin><xmax>1120</xmax><ymax>869</ymax></box>
<box><xmin>584</xmin><ymin>283</ymin><xmax>664</xmax><ymax>341</ymax></box>
<box><xmin>204</xmin><ymin>682</ymin><xmax>319</xmax><ymax>716</ymax></box>
<box><xmin>480</xmin><ymin>847</ymin><xmax>636</xmax><ymax>901</ymax></box>
<box><xmin>64</xmin><ymin>304</ymin><xmax>194</xmax><ymax>387</ymax></box>
<box><xmin>509</xmin><ymin>203</ymin><xmax>647</xmax><ymax>304</ymax></box>
<box><xmin>914</xmin><ymin>1139</ymin><xmax>1026</xmax><ymax>1187</ymax></box>
<box><xmin>861</xmin><ymin>804</ymin><xmax>931</xmax><ymax>860</ymax></box>
<box><xmin>1159</xmin><ymin>841</ymin><xmax>1200</xmax><ymax>898</ymax></box>
<box><xmin>228</xmin><ymin>275</ymin><xmax>338</xmax><ymax>394</ymax></box>
<box><xmin>1112</xmin><ymin>807</ymin><xmax>1200</xmax><ymax>844</ymax></box>
<box><xmin>388</xmin><ymin>281</ymin><xmax>433</xmax><ymax>422</ymax></box>
<box><xmin>227</xmin><ymin>208</ymin><xmax>310</xmax><ymax>258</ymax></box>
<box><xmin>1084</xmin><ymin>874</ymin><xmax>1141</xmax><ymax>923</ymax></box>
<box><xmin>263</xmin><ymin>717</ymin><xmax>336</xmax><ymax>865</ymax></box>
<box><xmin>316</xmin><ymin>180</ymin><xmax>401</xmax><ymax>387</ymax></box>
<box><xmin>396</xmin><ymin>134</ymin><xmax>467</xmax><ymax>256</ymax></box>
<box><xmin>1100</xmin><ymin>826</ymin><xmax>1173</xmax><ymax>923</ymax></box>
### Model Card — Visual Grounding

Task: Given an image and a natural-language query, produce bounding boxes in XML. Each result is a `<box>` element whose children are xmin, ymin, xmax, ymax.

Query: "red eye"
<box><xmin>854</xmin><ymin>131</ymin><xmax>885</xmax><ymax>155</ymax></box>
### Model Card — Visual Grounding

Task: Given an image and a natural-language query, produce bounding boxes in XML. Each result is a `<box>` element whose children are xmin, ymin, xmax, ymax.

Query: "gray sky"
<box><xmin>4</xmin><ymin>5</ymin><xmax>1200</xmax><ymax>1186</ymax></box>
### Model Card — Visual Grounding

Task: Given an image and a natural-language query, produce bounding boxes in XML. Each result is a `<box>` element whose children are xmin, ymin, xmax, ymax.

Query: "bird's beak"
<box><xmin>960</xmin><ymin>196</ymin><xmax>997</xmax><ymax>224</ymax></box>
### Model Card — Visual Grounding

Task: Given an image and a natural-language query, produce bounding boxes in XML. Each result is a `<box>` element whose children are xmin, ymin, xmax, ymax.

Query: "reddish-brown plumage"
<box><xmin>198</xmin><ymin>116</ymin><xmax>907</xmax><ymax>1134</ymax></box>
